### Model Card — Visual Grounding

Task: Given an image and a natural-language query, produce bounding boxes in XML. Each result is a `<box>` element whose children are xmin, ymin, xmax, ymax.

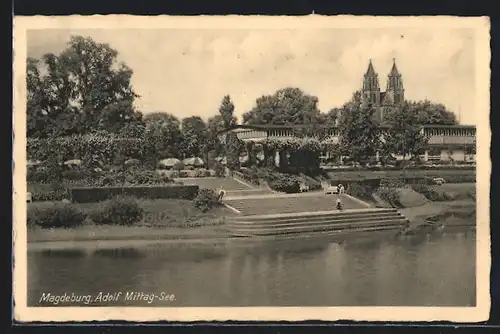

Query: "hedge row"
<box><xmin>69</xmin><ymin>185</ymin><xmax>200</xmax><ymax>203</ymax></box>
<box><xmin>28</xmin><ymin>135</ymin><xmax>149</xmax><ymax>163</ymax></box>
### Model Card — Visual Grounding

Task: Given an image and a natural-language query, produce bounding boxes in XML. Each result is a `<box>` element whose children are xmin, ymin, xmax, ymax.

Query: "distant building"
<box><xmin>361</xmin><ymin>58</ymin><xmax>405</xmax><ymax>123</ymax></box>
<box><xmin>218</xmin><ymin>58</ymin><xmax>476</xmax><ymax>164</ymax></box>
<box><xmin>218</xmin><ymin>124</ymin><xmax>476</xmax><ymax>163</ymax></box>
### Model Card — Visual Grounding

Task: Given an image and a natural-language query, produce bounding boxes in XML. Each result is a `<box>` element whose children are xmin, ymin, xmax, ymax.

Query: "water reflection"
<box><xmin>28</xmin><ymin>227</ymin><xmax>476</xmax><ymax>307</ymax></box>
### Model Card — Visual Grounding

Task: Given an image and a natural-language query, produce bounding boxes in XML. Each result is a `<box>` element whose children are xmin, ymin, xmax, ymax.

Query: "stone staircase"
<box><xmin>225</xmin><ymin>194</ymin><xmax>365</xmax><ymax>216</ymax></box>
<box><xmin>226</xmin><ymin>208</ymin><xmax>409</xmax><ymax>238</ymax></box>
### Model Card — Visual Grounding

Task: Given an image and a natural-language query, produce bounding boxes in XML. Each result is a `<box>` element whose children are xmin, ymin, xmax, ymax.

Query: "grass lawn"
<box><xmin>27</xmin><ymin>198</ymin><xmax>238</xmax><ymax>243</ymax></box>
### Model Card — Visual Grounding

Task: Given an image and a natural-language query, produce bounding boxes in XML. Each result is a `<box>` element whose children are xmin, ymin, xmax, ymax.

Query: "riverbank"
<box><xmin>26</xmin><ymin>196</ymin><xmax>475</xmax><ymax>244</ymax></box>
<box><xmin>27</xmin><ymin>198</ymin><xmax>235</xmax><ymax>243</ymax></box>
<box><xmin>400</xmin><ymin>199</ymin><xmax>476</xmax><ymax>232</ymax></box>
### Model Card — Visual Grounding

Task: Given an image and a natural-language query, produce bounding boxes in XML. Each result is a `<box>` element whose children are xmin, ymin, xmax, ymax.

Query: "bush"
<box><xmin>172</xmin><ymin>161</ymin><xmax>185</xmax><ymax>171</ymax></box>
<box><xmin>235</xmin><ymin>170</ymin><xmax>260</xmax><ymax>186</ymax></box>
<box><xmin>267</xmin><ymin>173</ymin><xmax>300</xmax><ymax>193</ymax></box>
<box><xmin>302</xmin><ymin>176</ymin><xmax>322</xmax><ymax>191</ymax></box>
<box><xmin>61</xmin><ymin>170</ymin><xmax>90</xmax><ymax>181</ymax></box>
<box><xmin>69</xmin><ymin>185</ymin><xmax>200</xmax><ymax>203</ymax></box>
<box><xmin>124</xmin><ymin>168</ymin><xmax>173</xmax><ymax>185</ymax></box>
<box><xmin>28</xmin><ymin>203</ymin><xmax>86</xmax><ymax>228</ymax></box>
<box><xmin>346</xmin><ymin>182</ymin><xmax>373</xmax><ymax>200</ymax></box>
<box><xmin>90</xmin><ymin>196</ymin><xmax>144</xmax><ymax>226</ymax></box>
<box><xmin>380</xmin><ymin>178</ymin><xmax>405</xmax><ymax>189</ymax></box>
<box><xmin>31</xmin><ymin>189</ymin><xmax>67</xmax><ymax>202</ymax></box>
<box><xmin>179</xmin><ymin>170</ymin><xmax>190</xmax><ymax>178</ymax></box>
<box><xmin>193</xmin><ymin>188</ymin><xmax>220</xmax><ymax>213</ymax></box>
<box><xmin>377</xmin><ymin>188</ymin><xmax>402</xmax><ymax>208</ymax></box>
<box><xmin>411</xmin><ymin>184</ymin><xmax>452</xmax><ymax>201</ymax></box>
<box><xmin>214</xmin><ymin>162</ymin><xmax>225</xmax><ymax>177</ymax></box>
<box><xmin>194</xmin><ymin>169</ymin><xmax>206</xmax><ymax>178</ymax></box>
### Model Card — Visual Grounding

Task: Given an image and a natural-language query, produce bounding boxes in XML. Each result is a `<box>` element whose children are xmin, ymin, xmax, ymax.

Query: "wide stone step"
<box><xmin>229</xmin><ymin>222</ymin><xmax>406</xmax><ymax>237</ymax></box>
<box><xmin>231</xmin><ymin>208</ymin><xmax>399</xmax><ymax>222</ymax></box>
<box><xmin>227</xmin><ymin>213</ymin><xmax>406</xmax><ymax>228</ymax></box>
<box><xmin>228</xmin><ymin>217</ymin><xmax>406</xmax><ymax>232</ymax></box>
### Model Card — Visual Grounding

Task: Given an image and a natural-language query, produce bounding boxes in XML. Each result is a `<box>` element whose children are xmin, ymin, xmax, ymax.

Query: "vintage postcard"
<box><xmin>13</xmin><ymin>15</ymin><xmax>491</xmax><ymax>322</ymax></box>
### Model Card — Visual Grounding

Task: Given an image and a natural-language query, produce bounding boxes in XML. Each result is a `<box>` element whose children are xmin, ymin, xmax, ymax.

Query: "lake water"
<box><xmin>28</xmin><ymin>227</ymin><xmax>476</xmax><ymax>307</ymax></box>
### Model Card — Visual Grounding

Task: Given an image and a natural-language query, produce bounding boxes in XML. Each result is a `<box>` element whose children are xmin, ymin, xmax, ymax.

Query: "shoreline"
<box><xmin>26</xmin><ymin>199</ymin><xmax>476</xmax><ymax>249</ymax></box>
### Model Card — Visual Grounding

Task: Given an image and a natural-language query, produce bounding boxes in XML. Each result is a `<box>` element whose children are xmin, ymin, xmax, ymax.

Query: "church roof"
<box><xmin>365</xmin><ymin>59</ymin><xmax>377</xmax><ymax>76</ymax></box>
<box><xmin>389</xmin><ymin>58</ymin><xmax>400</xmax><ymax>76</ymax></box>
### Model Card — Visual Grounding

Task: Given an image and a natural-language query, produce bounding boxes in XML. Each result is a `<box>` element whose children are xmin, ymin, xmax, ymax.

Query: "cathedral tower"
<box><xmin>362</xmin><ymin>59</ymin><xmax>381</xmax><ymax>105</ymax></box>
<box><xmin>384</xmin><ymin>58</ymin><xmax>404</xmax><ymax>105</ymax></box>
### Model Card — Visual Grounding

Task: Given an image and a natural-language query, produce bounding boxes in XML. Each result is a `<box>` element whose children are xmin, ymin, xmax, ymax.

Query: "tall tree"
<box><xmin>383</xmin><ymin>102</ymin><xmax>429</xmax><ymax>167</ymax></box>
<box><xmin>408</xmin><ymin>100</ymin><xmax>458</xmax><ymax>125</ymax></box>
<box><xmin>217</xmin><ymin>95</ymin><xmax>241</xmax><ymax>170</ymax></box>
<box><xmin>144</xmin><ymin>112</ymin><xmax>183</xmax><ymax>158</ymax></box>
<box><xmin>180</xmin><ymin>116</ymin><xmax>207</xmax><ymax>158</ymax></box>
<box><xmin>337</xmin><ymin>93</ymin><xmax>381</xmax><ymax>164</ymax></box>
<box><xmin>206</xmin><ymin>115</ymin><xmax>226</xmax><ymax>155</ymax></box>
<box><xmin>26</xmin><ymin>35</ymin><xmax>142</xmax><ymax>137</ymax></box>
<box><xmin>27</xmin><ymin>57</ymin><xmax>50</xmax><ymax>137</ymax></box>
<box><xmin>218</xmin><ymin>95</ymin><xmax>237</xmax><ymax>128</ymax></box>
<box><xmin>242</xmin><ymin>87</ymin><xmax>324</xmax><ymax>136</ymax></box>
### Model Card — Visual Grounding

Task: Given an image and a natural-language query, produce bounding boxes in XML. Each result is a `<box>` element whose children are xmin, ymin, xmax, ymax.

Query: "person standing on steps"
<box><xmin>336</xmin><ymin>196</ymin><xmax>343</xmax><ymax>211</ymax></box>
<box><xmin>217</xmin><ymin>186</ymin><xmax>226</xmax><ymax>203</ymax></box>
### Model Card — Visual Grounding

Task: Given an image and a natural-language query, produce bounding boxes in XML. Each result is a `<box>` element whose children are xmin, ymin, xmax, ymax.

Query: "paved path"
<box><xmin>174</xmin><ymin>177</ymin><xmax>252</xmax><ymax>191</ymax></box>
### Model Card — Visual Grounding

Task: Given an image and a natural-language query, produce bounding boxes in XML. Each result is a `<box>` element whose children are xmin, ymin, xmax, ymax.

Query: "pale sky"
<box><xmin>27</xmin><ymin>27</ymin><xmax>477</xmax><ymax>125</ymax></box>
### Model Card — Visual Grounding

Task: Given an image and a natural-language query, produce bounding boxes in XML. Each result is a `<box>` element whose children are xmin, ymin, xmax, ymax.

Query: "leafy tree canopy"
<box><xmin>180</xmin><ymin>116</ymin><xmax>207</xmax><ymax>158</ymax></box>
<box><xmin>27</xmin><ymin>35</ymin><xmax>142</xmax><ymax>138</ymax></box>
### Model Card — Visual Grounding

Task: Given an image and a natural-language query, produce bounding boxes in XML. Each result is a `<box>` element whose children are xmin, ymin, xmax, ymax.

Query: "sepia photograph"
<box><xmin>13</xmin><ymin>15</ymin><xmax>490</xmax><ymax>322</ymax></box>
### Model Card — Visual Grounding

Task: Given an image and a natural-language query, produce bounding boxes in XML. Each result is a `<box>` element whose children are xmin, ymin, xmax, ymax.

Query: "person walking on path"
<box><xmin>339</xmin><ymin>184</ymin><xmax>345</xmax><ymax>195</ymax></box>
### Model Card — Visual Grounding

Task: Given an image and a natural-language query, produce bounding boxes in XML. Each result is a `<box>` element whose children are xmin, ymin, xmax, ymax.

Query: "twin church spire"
<box><xmin>361</xmin><ymin>58</ymin><xmax>405</xmax><ymax>121</ymax></box>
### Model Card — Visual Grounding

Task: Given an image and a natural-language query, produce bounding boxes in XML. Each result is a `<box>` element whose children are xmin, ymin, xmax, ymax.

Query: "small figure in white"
<box><xmin>217</xmin><ymin>186</ymin><xmax>226</xmax><ymax>202</ymax></box>
<box><xmin>339</xmin><ymin>184</ymin><xmax>345</xmax><ymax>194</ymax></box>
<box><xmin>336</xmin><ymin>196</ymin><xmax>343</xmax><ymax>211</ymax></box>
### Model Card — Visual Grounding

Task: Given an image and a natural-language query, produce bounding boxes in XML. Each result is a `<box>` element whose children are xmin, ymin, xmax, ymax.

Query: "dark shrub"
<box><xmin>411</xmin><ymin>184</ymin><xmax>450</xmax><ymax>201</ymax></box>
<box><xmin>124</xmin><ymin>168</ymin><xmax>173</xmax><ymax>185</ymax></box>
<box><xmin>194</xmin><ymin>169</ymin><xmax>206</xmax><ymax>178</ymax></box>
<box><xmin>193</xmin><ymin>188</ymin><xmax>220</xmax><ymax>213</ymax></box>
<box><xmin>267</xmin><ymin>174</ymin><xmax>300</xmax><ymax>193</ymax></box>
<box><xmin>69</xmin><ymin>185</ymin><xmax>200</xmax><ymax>203</ymax></box>
<box><xmin>28</xmin><ymin>203</ymin><xmax>86</xmax><ymax>228</ymax></box>
<box><xmin>214</xmin><ymin>162</ymin><xmax>225</xmax><ymax>177</ymax></box>
<box><xmin>31</xmin><ymin>189</ymin><xmax>67</xmax><ymax>202</ymax></box>
<box><xmin>377</xmin><ymin>188</ymin><xmax>402</xmax><ymax>208</ymax></box>
<box><xmin>303</xmin><ymin>176</ymin><xmax>322</xmax><ymax>191</ymax></box>
<box><xmin>380</xmin><ymin>178</ymin><xmax>405</xmax><ymax>189</ymax></box>
<box><xmin>179</xmin><ymin>170</ymin><xmax>189</xmax><ymax>178</ymax></box>
<box><xmin>90</xmin><ymin>196</ymin><xmax>144</xmax><ymax>225</ymax></box>
<box><xmin>204</xmin><ymin>170</ymin><xmax>211</xmax><ymax>177</ymax></box>
<box><xmin>61</xmin><ymin>170</ymin><xmax>90</xmax><ymax>181</ymax></box>
<box><xmin>172</xmin><ymin>161</ymin><xmax>185</xmax><ymax>171</ymax></box>
<box><xmin>346</xmin><ymin>182</ymin><xmax>373</xmax><ymax>200</ymax></box>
